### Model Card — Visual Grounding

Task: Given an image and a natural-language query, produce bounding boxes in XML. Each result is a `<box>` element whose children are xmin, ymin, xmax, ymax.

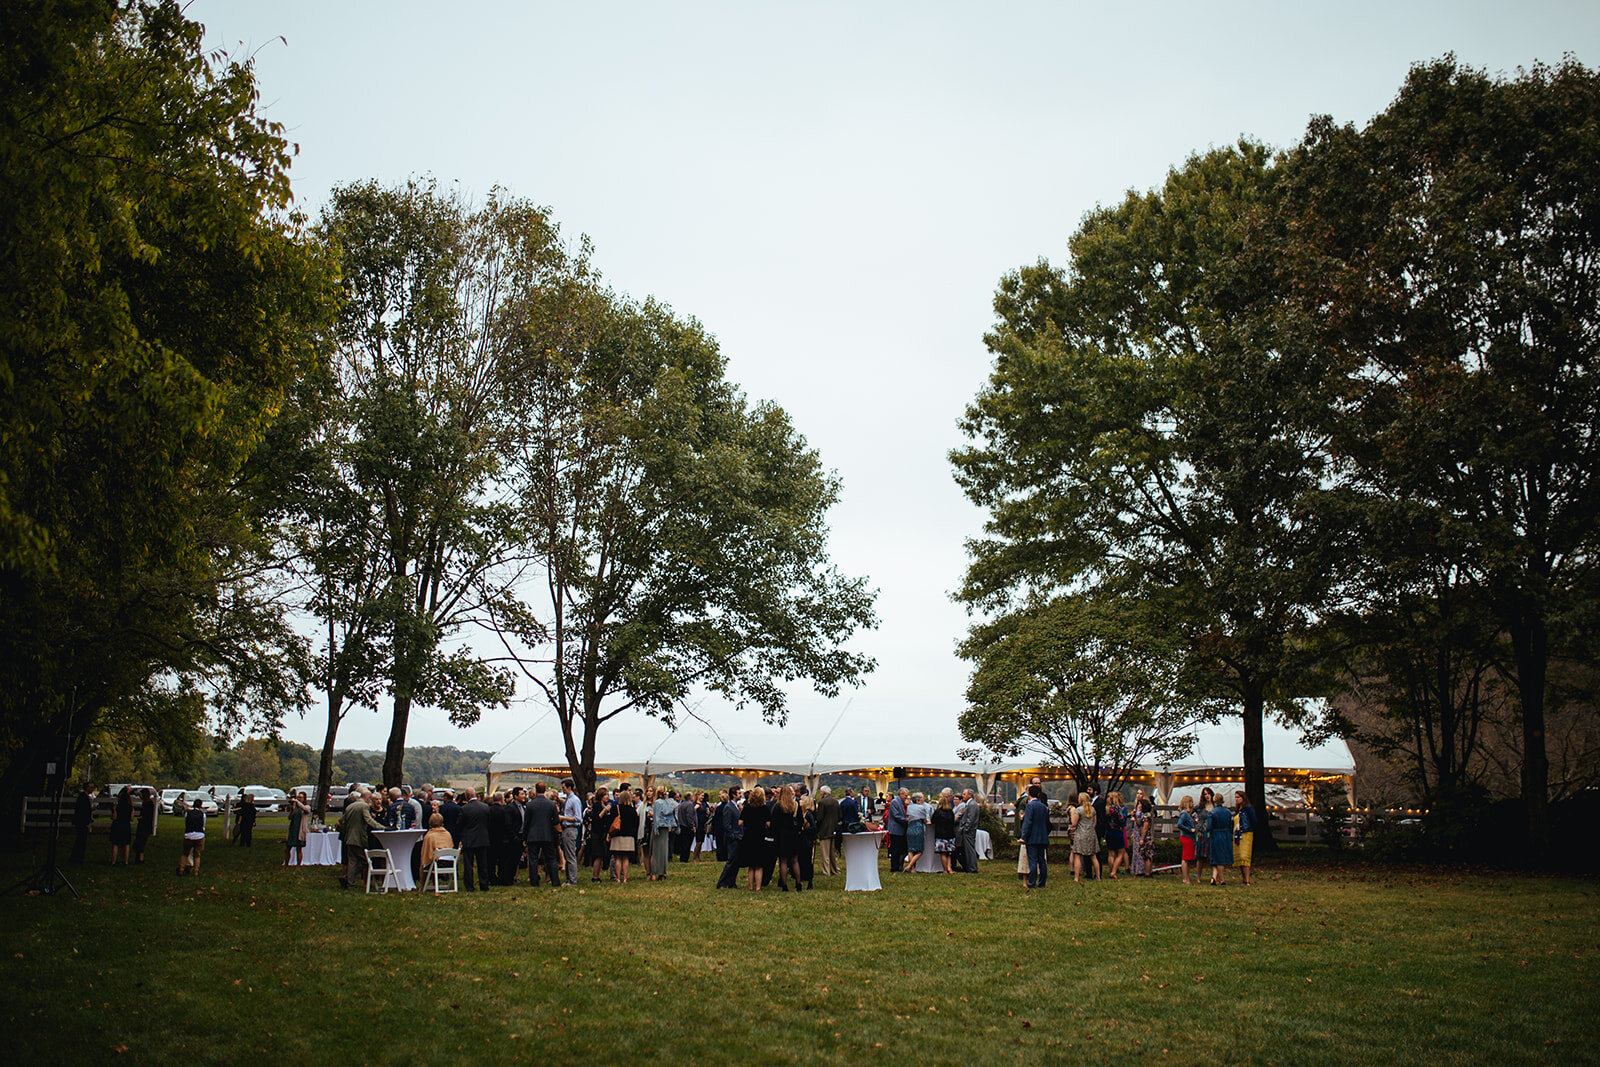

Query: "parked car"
<box><xmin>241</xmin><ymin>785</ymin><xmax>286</xmax><ymax>812</ymax></box>
<box><xmin>182</xmin><ymin>790</ymin><xmax>220</xmax><ymax>814</ymax></box>
<box><xmin>159</xmin><ymin>788</ymin><xmax>188</xmax><ymax>814</ymax></box>
<box><xmin>199</xmin><ymin>784</ymin><xmax>241</xmax><ymax>807</ymax></box>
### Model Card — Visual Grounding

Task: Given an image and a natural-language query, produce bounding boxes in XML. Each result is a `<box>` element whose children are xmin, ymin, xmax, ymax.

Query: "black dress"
<box><xmin>739</xmin><ymin>804</ymin><xmax>770</xmax><ymax>868</ymax></box>
<box><xmin>771</xmin><ymin>805</ymin><xmax>802</xmax><ymax>860</ymax></box>
<box><xmin>109</xmin><ymin>793</ymin><xmax>133</xmax><ymax>847</ymax></box>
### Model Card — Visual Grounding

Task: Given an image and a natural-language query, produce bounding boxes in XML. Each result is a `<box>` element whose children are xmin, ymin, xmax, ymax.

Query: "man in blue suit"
<box><xmin>1020</xmin><ymin>786</ymin><xmax>1051</xmax><ymax>889</ymax></box>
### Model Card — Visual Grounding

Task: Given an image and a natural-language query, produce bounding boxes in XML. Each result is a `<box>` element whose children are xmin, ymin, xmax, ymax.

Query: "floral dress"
<box><xmin>1135</xmin><ymin>807</ymin><xmax>1154</xmax><ymax>873</ymax></box>
<box><xmin>1128</xmin><ymin>807</ymin><xmax>1147</xmax><ymax>875</ymax></box>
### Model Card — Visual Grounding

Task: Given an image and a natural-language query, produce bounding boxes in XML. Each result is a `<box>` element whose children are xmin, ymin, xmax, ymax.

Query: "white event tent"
<box><xmin>486</xmin><ymin>719</ymin><xmax>1355</xmax><ymax>807</ymax></box>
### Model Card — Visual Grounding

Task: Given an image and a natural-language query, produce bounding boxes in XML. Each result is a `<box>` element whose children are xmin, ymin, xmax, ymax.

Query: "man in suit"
<box><xmin>814</xmin><ymin>786</ymin><xmax>841</xmax><ymax>876</ymax></box>
<box><xmin>1020</xmin><ymin>785</ymin><xmax>1051</xmax><ymax>888</ymax></box>
<box><xmin>439</xmin><ymin>790</ymin><xmax>461</xmax><ymax>846</ymax></box>
<box><xmin>956</xmin><ymin>788</ymin><xmax>982</xmax><ymax>873</ymax></box>
<box><xmin>338</xmin><ymin>788</ymin><xmax>382</xmax><ymax>889</ymax></box>
<box><xmin>714</xmin><ymin>786</ymin><xmax>744</xmax><ymax>889</ymax></box>
<box><xmin>498</xmin><ymin>787</ymin><xmax>527</xmax><ymax>885</ymax></box>
<box><xmin>558</xmin><ymin>779</ymin><xmax>583</xmax><ymax>885</ymax></box>
<box><xmin>523</xmin><ymin>782</ymin><xmax>561</xmax><ymax>887</ymax></box>
<box><xmin>454</xmin><ymin>788</ymin><xmax>493</xmax><ymax>891</ymax></box>
<box><xmin>885</xmin><ymin>788</ymin><xmax>909</xmax><ymax>873</ymax></box>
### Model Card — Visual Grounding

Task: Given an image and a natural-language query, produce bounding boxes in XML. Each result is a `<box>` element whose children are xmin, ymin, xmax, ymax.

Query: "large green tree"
<box><xmin>958</xmin><ymin>592</ymin><xmax>1225</xmax><ymax>795</ymax></box>
<box><xmin>310</xmin><ymin>181</ymin><xmax>541</xmax><ymax>788</ymax></box>
<box><xmin>0</xmin><ymin>0</ymin><xmax>337</xmax><ymax>806</ymax></box>
<box><xmin>953</xmin><ymin>143</ymin><xmax>1346</xmax><ymax>842</ymax></box>
<box><xmin>491</xmin><ymin>284</ymin><xmax>878</xmax><ymax>795</ymax></box>
<box><xmin>1284</xmin><ymin>57</ymin><xmax>1600</xmax><ymax>851</ymax></box>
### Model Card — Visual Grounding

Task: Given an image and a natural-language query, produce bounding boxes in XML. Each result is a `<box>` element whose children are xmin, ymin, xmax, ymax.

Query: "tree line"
<box><xmin>0</xmin><ymin>2</ymin><xmax>875</xmax><ymax>824</ymax></box>
<box><xmin>953</xmin><ymin>57</ymin><xmax>1599</xmax><ymax>857</ymax></box>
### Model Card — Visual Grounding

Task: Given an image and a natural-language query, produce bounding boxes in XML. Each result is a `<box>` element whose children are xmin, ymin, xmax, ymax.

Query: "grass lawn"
<box><xmin>2</xmin><ymin>818</ymin><xmax>1596</xmax><ymax>1065</ymax></box>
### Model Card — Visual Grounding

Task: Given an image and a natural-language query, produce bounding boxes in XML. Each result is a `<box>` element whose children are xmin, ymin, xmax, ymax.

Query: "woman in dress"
<box><xmin>283</xmin><ymin>790</ymin><xmax>311</xmax><ymax>867</ymax></box>
<box><xmin>797</xmin><ymin>793</ymin><xmax>818</xmax><ymax>888</ymax></box>
<box><xmin>109</xmin><ymin>786</ymin><xmax>133</xmax><ymax>865</ymax></box>
<box><xmin>931</xmin><ymin>793</ymin><xmax>958</xmax><ymax>874</ymax></box>
<box><xmin>771</xmin><ymin>785</ymin><xmax>804</xmax><ymax>891</ymax></box>
<box><xmin>1193</xmin><ymin>787</ymin><xmax>1214</xmax><ymax>878</ymax></box>
<box><xmin>649</xmin><ymin>788</ymin><xmax>676</xmax><ymax>881</ymax></box>
<box><xmin>1104</xmin><ymin>791</ymin><xmax>1128</xmax><ymax>878</ymax></box>
<box><xmin>1127</xmin><ymin>789</ymin><xmax>1147</xmax><ymax>877</ymax></box>
<box><xmin>1176</xmin><ymin>795</ymin><xmax>1198</xmax><ymax>884</ymax></box>
<box><xmin>693</xmin><ymin>791</ymin><xmax>710</xmax><ymax>861</ymax></box>
<box><xmin>1232</xmin><ymin>791</ymin><xmax>1258</xmax><ymax>887</ymax></box>
<box><xmin>609</xmin><ymin>785</ymin><xmax>639</xmax><ymax>884</ymax></box>
<box><xmin>587</xmin><ymin>787</ymin><xmax>611</xmax><ymax>881</ymax></box>
<box><xmin>132</xmin><ymin>788</ymin><xmax>156</xmax><ymax>865</ymax></box>
<box><xmin>1206</xmin><ymin>791</ymin><xmax>1234</xmax><ymax>885</ymax></box>
<box><xmin>904</xmin><ymin>791</ymin><xmax>930</xmax><ymax>872</ymax></box>
<box><xmin>1135</xmin><ymin>794</ymin><xmax>1155</xmax><ymax>876</ymax></box>
<box><xmin>739</xmin><ymin>786</ymin><xmax>770</xmax><ymax>891</ymax></box>
<box><xmin>1071</xmin><ymin>791</ymin><xmax>1100</xmax><ymax>881</ymax></box>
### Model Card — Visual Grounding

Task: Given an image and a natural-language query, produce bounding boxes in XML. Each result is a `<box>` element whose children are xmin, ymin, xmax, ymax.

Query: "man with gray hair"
<box><xmin>955</xmin><ymin>788</ymin><xmax>981</xmax><ymax>873</ymax></box>
<box><xmin>814</xmin><ymin>785</ymin><xmax>841</xmax><ymax>876</ymax></box>
<box><xmin>885</xmin><ymin>787</ymin><xmax>909</xmax><ymax>873</ymax></box>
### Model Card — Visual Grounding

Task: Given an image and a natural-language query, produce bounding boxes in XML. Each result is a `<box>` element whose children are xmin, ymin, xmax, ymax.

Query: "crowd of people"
<box><xmin>1017</xmin><ymin>779</ymin><xmax>1259</xmax><ymax>889</ymax></box>
<box><xmin>328</xmin><ymin>780</ymin><xmax>999</xmax><ymax>893</ymax></box>
<box><xmin>66</xmin><ymin>775</ymin><xmax>1263</xmax><ymax>893</ymax></box>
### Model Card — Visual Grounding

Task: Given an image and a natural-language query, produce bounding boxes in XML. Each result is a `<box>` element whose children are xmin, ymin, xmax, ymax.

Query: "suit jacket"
<box><xmin>676</xmin><ymin>799</ymin><xmax>697</xmax><ymax>834</ymax></box>
<box><xmin>339</xmin><ymin>799</ymin><xmax>381</xmax><ymax>848</ymax></box>
<box><xmin>439</xmin><ymin>799</ymin><xmax>460</xmax><ymax>840</ymax></box>
<box><xmin>1020</xmin><ymin>798</ymin><xmax>1051</xmax><ymax>846</ymax></box>
<box><xmin>814</xmin><ymin>796</ymin><xmax>841</xmax><ymax>837</ymax></box>
<box><xmin>524</xmin><ymin>795</ymin><xmax>559</xmax><ymax>843</ymax></box>
<box><xmin>1092</xmin><ymin>795</ymin><xmax>1108</xmax><ymax>839</ymax></box>
<box><xmin>455</xmin><ymin>799</ymin><xmax>492</xmax><ymax>849</ymax></box>
<box><xmin>501</xmin><ymin>800</ymin><xmax>525</xmax><ymax>842</ymax></box>
<box><xmin>956</xmin><ymin>799</ymin><xmax>981</xmax><ymax>833</ymax></box>
<box><xmin>886</xmin><ymin>796</ymin><xmax>908</xmax><ymax>835</ymax></box>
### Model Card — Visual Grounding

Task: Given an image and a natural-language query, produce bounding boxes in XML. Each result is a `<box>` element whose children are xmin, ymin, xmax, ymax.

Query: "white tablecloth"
<box><xmin>297</xmin><ymin>832</ymin><xmax>342</xmax><ymax>865</ymax></box>
<box><xmin>909</xmin><ymin>828</ymin><xmax>993</xmax><ymax>870</ymax></box>
<box><xmin>371</xmin><ymin>829</ymin><xmax>424</xmax><ymax>891</ymax></box>
<box><xmin>842</xmin><ymin>832</ymin><xmax>882</xmax><ymax>892</ymax></box>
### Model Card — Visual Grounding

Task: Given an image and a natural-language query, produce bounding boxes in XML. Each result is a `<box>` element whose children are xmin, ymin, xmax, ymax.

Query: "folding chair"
<box><xmin>365</xmin><ymin>848</ymin><xmax>402</xmax><ymax>893</ymax></box>
<box><xmin>423</xmin><ymin>848</ymin><xmax>460</xmax><ymax>894</ymax></box>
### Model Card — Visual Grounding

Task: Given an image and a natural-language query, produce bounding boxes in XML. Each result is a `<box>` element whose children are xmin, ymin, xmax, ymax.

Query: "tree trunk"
<box><xmin>1240</xmin><ymin>679</ymin><xmax>1276</xmax><ymax>852</ymax></box>
<box><xmin>383</xmin><ymin>692</ymin><xmax>410</xmax><ymax>788</ymax></box>
<box><xmin>1507</xmin><ymin>613</ymin><xmax>1550</xmax><ymax>858</ymax></box>
<box><xmin>315</xmin><ymin>689</ymin><xmax>344</xmax><ymax>822</ymax></box>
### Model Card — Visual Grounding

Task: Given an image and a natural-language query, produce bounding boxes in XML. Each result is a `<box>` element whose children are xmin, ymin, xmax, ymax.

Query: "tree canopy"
<box><xmin>0</xmin><ymin>0</ymin><xmax>337</xmax><ymax>805</ymax></box>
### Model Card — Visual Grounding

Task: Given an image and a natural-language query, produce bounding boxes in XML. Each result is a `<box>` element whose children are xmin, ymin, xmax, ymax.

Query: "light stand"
<box><xmin>3</xmin><ymin>699</ymin><xmax>81</xmax><ymax>899</ymax></box>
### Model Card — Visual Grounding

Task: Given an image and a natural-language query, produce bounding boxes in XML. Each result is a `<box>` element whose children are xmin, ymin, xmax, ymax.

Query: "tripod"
<box><xmin>3</xmin><ymin>778</ymin><xmax>79</xmax><ymax>899</ymax></box>
<box><xmin>4</xmin><ymin>702</ymin><xmax>81</xmax><ymax>899</ymax></box>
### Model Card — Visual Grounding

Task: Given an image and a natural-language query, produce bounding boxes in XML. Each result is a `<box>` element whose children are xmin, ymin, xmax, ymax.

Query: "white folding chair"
<box><xmin>365</xmin><ymin>848</ymin><xmax>402</xmax><ymax>893</ymax></box>
<box><xmin>423</xmin><ymin>848</ymin><xmax>460</xmax><ymax>894</ymax></box>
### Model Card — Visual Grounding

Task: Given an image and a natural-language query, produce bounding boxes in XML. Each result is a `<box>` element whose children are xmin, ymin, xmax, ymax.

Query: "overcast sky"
<box><xmin>191</xmin><ymin>1</ymin><xmax>1596</xmax><ymax>768</ymax></box>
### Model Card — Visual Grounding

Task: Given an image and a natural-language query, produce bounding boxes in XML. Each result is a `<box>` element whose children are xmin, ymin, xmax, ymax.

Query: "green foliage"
<box><xmin>959</xmin><ymin>592</ymin><xmax>1225</xmax><ymax>791</ymax></box>
<box><xmin>0</xmin><ymin>0</ymin><xmax>338</xmax><ymax>801</ymax></box>
<box><xmin>955</xmin><ymin>143</ymin><xmax>1343</xmax><ymax>825</ymax></box>
<box><xmin>494</xmin><ymin>279</ymin><xmax>877</xmax><ymax>792</ymax></box>
<box><xmin>1283</xmin><ymin>56</ymin><xmax>1600</xmax><ymax>849</ymax></box>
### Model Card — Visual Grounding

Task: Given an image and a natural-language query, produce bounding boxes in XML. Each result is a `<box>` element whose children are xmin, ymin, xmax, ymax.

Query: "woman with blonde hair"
<box><xmin>1176</xmin><ymin>795</ymin><xmax>1198</xmax><ymax>884</ymax></box>
<box><xmin>739</xmin><ymin>786</ymin><xmax>770</xmax><ymax>891</ymax></box>
<box><xmin>1070</xmin><ymin>791</ymin><xmax>1100</xmax><ymax>882</ymax></box>
<box><xmin>904</xmin><ymin>791</ymin><xmax>932</xmax><ymax>872</ymax></box>
<box><xmin>772</xmin><ymin>785</ymin><xmax>804</xmax><ymax>891</ymax></box>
